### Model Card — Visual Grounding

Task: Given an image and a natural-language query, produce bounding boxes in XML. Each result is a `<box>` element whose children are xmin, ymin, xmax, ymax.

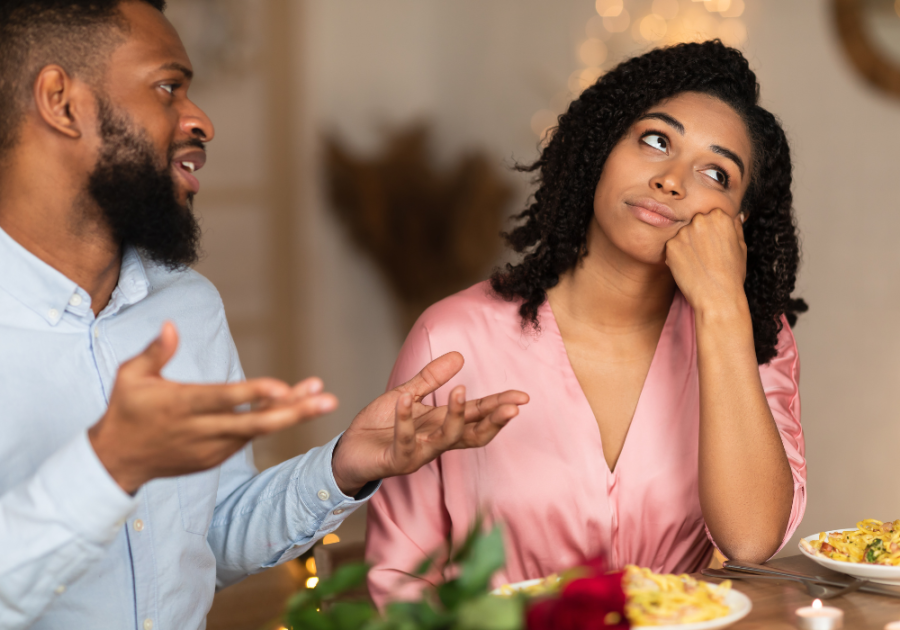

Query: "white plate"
<box><xmin>800</xmin><ymin>529</ymin><xmax>900</xmax><ymax>586</ymax></box>
<box><xmin>492</xmin><ymin>580</ymin><xmax>752</xmax><ymax>629</ymax></box>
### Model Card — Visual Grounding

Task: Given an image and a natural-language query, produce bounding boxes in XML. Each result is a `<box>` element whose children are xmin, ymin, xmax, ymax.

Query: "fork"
<box><xmin>701</xmin><ymin>568</ymin><xmax>866</xmax><ymax>600</ymax></box>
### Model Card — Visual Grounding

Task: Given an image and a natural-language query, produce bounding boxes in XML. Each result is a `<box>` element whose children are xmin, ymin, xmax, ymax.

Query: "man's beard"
<box><xmin>87</xmin><ymin>97</ymin><xmax>201</xmax><ymax>269</ymax></box>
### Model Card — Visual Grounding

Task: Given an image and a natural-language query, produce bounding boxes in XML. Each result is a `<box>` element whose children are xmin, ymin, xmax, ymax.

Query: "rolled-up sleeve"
<box><xmin>758</xmin><ymin>316</ymin><xmax>806</xmax><ymax>553</ymax></box>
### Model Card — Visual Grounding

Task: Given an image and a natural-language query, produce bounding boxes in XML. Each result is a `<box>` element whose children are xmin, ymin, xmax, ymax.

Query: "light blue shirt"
<box><xmin>0</xmin><ymin>227</ymin><xmax>376</xmax><ymax>629</ymax></box>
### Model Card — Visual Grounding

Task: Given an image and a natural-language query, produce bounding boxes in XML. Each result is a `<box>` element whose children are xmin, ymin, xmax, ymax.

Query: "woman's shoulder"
<box><xmin>415</xmin><ymin>280</ymin><xmax>524</xmax><ymax>337</ymax></box>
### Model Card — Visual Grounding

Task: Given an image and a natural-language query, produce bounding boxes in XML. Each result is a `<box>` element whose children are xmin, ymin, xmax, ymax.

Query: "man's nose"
<box><xmin>179</xmin><ymin>101</ymin><xmax>215</xmax><ymax>142</ymax></box>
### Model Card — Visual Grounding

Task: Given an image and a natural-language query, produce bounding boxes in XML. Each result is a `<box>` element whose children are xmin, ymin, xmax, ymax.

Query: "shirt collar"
<box><xmin>0</xmin><ymin>227</ymin><xmax>151</xmax><ymax>326</ymax></box>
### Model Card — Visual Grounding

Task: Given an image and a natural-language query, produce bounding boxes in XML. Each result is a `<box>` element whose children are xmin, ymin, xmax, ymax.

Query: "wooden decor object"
<box><xmin>834</xmin><ymin>0</ymin><xmax>900</xmax><ymax>98</ymax></box>
<box><xmin>325</xmin><ymin>124</ymin><xmax>514</xmax><ymax>333</ymax></box>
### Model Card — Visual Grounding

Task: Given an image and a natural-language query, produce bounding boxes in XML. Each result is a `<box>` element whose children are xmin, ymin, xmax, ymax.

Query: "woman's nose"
<box><xmin>650</xmin><ymin>167</ymin><xmax>685</xmax><ymax>198</ymax></box>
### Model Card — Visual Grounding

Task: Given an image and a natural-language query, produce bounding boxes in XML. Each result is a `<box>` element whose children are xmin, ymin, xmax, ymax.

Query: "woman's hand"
<box><xmin>665</xmin><ymin>208</ymin><xmax>747</xmax><ymax>318</ymax></box>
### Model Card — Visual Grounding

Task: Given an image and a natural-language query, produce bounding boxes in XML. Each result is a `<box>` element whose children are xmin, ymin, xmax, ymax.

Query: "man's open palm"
<box><xmin>331</xmin><ymin>352</ymin><xmax>528</xmax><ymax>495</ymax></box>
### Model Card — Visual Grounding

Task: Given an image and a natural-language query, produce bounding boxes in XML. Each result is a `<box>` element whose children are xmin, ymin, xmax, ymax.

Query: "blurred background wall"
<box><xmin>165</xmin><ymin>0</ymin><xmax>900</xmax><ymax>625</ymax></box>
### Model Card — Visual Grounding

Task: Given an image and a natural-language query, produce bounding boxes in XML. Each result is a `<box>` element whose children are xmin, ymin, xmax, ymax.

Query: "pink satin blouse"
<box><xmin>366</xmin><ymin>281</ymin><xmax>806</xmax><ymax>607</ymax></box>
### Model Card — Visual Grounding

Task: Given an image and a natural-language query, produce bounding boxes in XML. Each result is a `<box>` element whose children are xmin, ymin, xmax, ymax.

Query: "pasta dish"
<box><xmin>802</xmin><ymin>519</ymin><xmax>900</xmax><ymax>565</ymax></box>
<box><xmin>623</xmin><ymin>565</ymin><xmax>732</xmax><ymax>626</ymax></box>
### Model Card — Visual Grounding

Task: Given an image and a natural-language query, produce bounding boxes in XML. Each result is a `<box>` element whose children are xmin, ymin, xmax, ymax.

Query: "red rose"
<box><xmin>526</xmin><ymin>569</ymin><xmax>629</xmax><ymax>630</ymax></box>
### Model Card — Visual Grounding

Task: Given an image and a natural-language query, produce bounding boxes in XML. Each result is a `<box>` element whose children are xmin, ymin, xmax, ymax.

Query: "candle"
<box><xmin>795</xmin><ymin>599</ymin><xmax>843</xmax><ymax>630</ymax></box>
<box><xmin>884</xmin><ymin>622</ymin><xmax>900</xmax><ymax>630</ymax></box>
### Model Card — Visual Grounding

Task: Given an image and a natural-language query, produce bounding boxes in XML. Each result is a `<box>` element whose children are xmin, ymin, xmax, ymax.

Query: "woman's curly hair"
<box><xmin>491</xmin><ymin>40</ymin><xmax>807</xmax><ymax>365</ymax></box>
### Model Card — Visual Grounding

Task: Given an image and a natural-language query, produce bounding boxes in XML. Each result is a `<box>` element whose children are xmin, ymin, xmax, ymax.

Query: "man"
<box><xmin>0</xmin><ymin>1</ymin><xmax>529</xmax><ymax>628</ymax></box>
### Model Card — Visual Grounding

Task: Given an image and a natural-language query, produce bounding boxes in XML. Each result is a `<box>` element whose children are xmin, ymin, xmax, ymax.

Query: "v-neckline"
<box><xmin>540</xmin><ymin>292</ymin><xmax>679</xmax><ymax>476</ymax></box>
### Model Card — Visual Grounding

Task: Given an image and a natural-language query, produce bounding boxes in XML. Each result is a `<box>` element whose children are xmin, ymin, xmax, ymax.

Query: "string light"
<box><xmin>718</xmin><ymin>17</ymin><xmax>747</xmax><ymax>46</ymax></box>
<box><xmin>306</xmin><ymin>577</ymin><xmax>319</xmax><ymax>589</ymax></box>
<box><xmin>720</xmin><ymin>0</ymin><xmax>745</xmax><ymax>17</ymax></box>
<box><xmin>603</xmin><ymin>8</ymin><xmax>631</xmax><ymax>32</ymax></box>
<box><xmin>640</xmin><ymin>14</ymin><xmax>668</xmax><ymax>41</ymax></box>
<box><xmin>596</xmin><ymin>0</ymin><xmax>624</xmax><ymax>17</ymax></box>
<box><xmin>579</xmin><ymin>38</ymin><xmax>609</xmax><ymax>66</ymax></box>
<box><xmin>305</xmin><ymin>558</ymin><xmax>317</xmax><ymax>574</ymax></box>
<box><xmin>705</xmin><ymin>0</ymin><xmax>731</xmax><ymax>13</ymax></box>
<box><xmin>651</xmin><ymin>0</ymin><xmax>680</xmax><ymax>19</ymax></box>
<box><xmin>322</xmin><ymin>533</ymin><xmax>341</xmax><ymax>545</ymax></box>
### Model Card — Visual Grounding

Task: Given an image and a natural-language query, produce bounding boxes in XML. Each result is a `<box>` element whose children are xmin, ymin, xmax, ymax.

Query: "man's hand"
<box><xmin>665</xmin><ymin>208</ymin><xmax>747</xmax><ymax>317</ymax></box>
<box><xmin>331</xmin><ymin>352</ymin><xmax>529</xmax><ymax>496</ymax></box>
<box><xmin>88</xmin><ymin>322</ymin><xmax>338</xmax><ymax>494</ymax></box>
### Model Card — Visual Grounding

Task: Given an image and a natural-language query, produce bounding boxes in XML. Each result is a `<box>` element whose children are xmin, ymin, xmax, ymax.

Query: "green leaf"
<box><xmin>330</xmin><ymin>601</ymin><xmax>377</xmax><ymax>630</ymax></box>
<box><xmin>456</xmin><ymin>595</ymin><xmax>524</xmax><ymax>630</ymax></box>
<box><xmin>416</xmin><ymin>554</ymin><xmax>436</xmax><ymax>576</ymax></box>
<box><xmin>450</xmin><ymin>516</ymin><xmax>484</xmax><ymax>564</ymax></box>
<box><xmin>284</xmin><ymin>589</ymin><xmax>319</xmax><ymax>613</ymax></box>
<box><xmin>457</xmin><ymin>526</ymin><xmax>505</xmax><ymax>595</ymax></box>
<box><xmin>316</xmin><ymin>562</ymin><xmax>371</xmax><ymax>599</ymax></box>
<box><xmin>385</xmin><ymin>600</ymin><xmax>450</xmax><ymax>627</ymax></box>
<box><xmin>284</xmin><ymin>607</ymin><xmax>335</xmax><ymax>630</ymax></box>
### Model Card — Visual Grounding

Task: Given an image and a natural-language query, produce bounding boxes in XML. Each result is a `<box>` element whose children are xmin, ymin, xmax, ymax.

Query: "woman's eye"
<box><xmin>701</xmin><ymin>168</ymin><xmax>729</xmax><ymax>187</ymax></box>
<box><xmin>641</xmin><ymin>134</ymin><xmax>668</xmax><ymax>153</ymax></box>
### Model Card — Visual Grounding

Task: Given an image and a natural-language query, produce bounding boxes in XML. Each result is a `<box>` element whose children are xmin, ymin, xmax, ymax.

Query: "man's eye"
<box><xmin>701</xmin><ymin>167</ymin><xmax>729</xmax><ymax>186</ymax></box>
<box><xmin>641</xmin><ymin>134</ymin><xmax>668</xmax><ymax>153</ymax></box>
<box><xmin>160</xmin><ymin>84</ymin><xmax>177</xmax><ymax>95</ymax></box>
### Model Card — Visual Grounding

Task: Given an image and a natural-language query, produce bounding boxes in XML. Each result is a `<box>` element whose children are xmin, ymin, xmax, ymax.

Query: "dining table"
<box><xmin>691</xmin><ymin>554</ymin><xmax>900</xmax><ymax>629</ymax></box>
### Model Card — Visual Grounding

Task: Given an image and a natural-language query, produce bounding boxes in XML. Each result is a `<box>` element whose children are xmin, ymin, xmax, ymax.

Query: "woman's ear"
<box><xmin>31</xmin><ymin>65</ymin><xmax>88</xmax><ymax>140</ymax></box>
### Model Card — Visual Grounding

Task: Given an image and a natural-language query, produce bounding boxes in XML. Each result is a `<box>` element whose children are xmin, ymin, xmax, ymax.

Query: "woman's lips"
<box><xmin>625</xmin><ymin>198</ymin><xmax>679</xmax><ymax>227</ymax></box>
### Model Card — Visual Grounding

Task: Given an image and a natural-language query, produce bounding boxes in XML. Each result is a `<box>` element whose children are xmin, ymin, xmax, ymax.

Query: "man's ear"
<box><xmin>32</xmin><ymin>65</ymin><xmax>90</xmax><ymax>140</ymax></box>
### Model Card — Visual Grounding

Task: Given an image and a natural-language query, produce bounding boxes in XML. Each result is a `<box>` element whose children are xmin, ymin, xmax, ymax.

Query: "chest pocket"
<box><xmin>177</xmin><ymin>468</ymin><xmax>221</xmax><ymax>535</ymax></box>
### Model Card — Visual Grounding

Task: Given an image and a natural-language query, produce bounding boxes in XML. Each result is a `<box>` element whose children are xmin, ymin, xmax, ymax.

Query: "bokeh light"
<box><xmin>530</xmin><ymin>109</ymin><xmax>557</xmax><ymax>137</ymax></box>
<box><xmin>579</xmin><ymin>38</ymin><xmax>609</xmax><ymax>66</ymax></box>
<box><xmin>305</xmin><ymin>557</ymin><xmax>317</xmax><ymax>574</ymax></box>
<box><xmin>322</xmin><ymin>533</ymin><xmax>340</xmax><ymax>545</ymax></box>
<box><xmin>305</xmin><ymin>577</ymin><xmax>319</xmax><ymax>589</ymax></box>
<box><xmin>651</xmin><ymin>0</ymin><xmax>680</xmax><ymax>20</ymax></box>
<box><xmin>640</xmin><ymin>14</ymin><xmax>668</xmax><ymax>42</ymax></box>
<box><xmin>579</xmin><ymin>66</ymin><xmax>604</xmax><ymax>90</ymax></box>
<box><xmin>705</xmin><ymin>0</ymin><xmax>731</xmax><ymax>13</ymax></box>
<box><xmin>596</xmin><ymin>0</ymin><xmax>624</xmax><ymax>18</ymax></box>
<box><xmin>718</xmin><ymin>18</ymin><xmax>747</xmax><ymax>47</ymax></box>
<box><xmin>720</xmin><ymin>0</ymin><xmax>745</xmax><ymax>17</ymax></box>
<box><xmin>604</xmin><ymin>8</ymin><xmax>631</xmax><ymax>33</ymax></box>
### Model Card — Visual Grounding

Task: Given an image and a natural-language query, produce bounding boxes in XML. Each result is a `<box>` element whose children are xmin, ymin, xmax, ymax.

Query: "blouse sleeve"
<box><xmin>365</xmin><ymin>318</ymin><xmax>451</xmax><ymax>609</ymax></box>
<box><xmin>758</xmin><ymin>315</ymin><xmax>807</xmax><ymax>554</ymax></box>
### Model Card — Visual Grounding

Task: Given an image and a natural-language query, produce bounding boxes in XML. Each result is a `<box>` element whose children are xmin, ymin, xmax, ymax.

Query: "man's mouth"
<box><xmin>171</xmin><ymin>149</ymin><xmax>207</xmax><ymax>195</ymax></box>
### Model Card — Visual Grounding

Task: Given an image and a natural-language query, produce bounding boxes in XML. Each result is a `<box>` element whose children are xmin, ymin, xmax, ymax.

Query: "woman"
<box><xmin>366</xmin><ymin>40</ymin><xmax>807</xmax><ymax>606</ymax></box>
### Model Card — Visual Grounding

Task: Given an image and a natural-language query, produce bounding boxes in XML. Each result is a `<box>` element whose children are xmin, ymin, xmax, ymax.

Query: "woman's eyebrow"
<box><xmin>639</xmin><ymin>112</ymin><xmax>684</xmax><ymax>135</ymax></box>
<box><xmin>711</xmin><ymin>145</ymin><xmax>745</xmax><ymax>178</ymax></box>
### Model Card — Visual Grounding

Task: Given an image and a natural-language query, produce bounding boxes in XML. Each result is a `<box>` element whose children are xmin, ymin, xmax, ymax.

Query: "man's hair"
<box><xmin>0</xmin><ymin>0</ymin><xmax>166</xmax><ymax>161</ymax></box>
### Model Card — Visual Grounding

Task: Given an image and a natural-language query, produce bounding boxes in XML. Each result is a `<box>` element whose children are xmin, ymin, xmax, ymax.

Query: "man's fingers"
<box><xmin>462</xmin><ymin>390</ymin><xmax>529</xmax><ymax>422</ymax></box>
<box><xmin>214</xmin><ymin>392</ymin><xmax>339</xmax><ymax>438</ymax></box>
<box><xmin>391</xmin><ymin>393</ymin><xmax>417</xmax><ymax>464</ymax></box>
<box><xmin>460</xmin><ymin>403</ymin><xmax>520</xmax><ymax>448</ymax></box>
<box><xmin>395</xmin><ymin>352</ymin><xmax>464</xmax><ymax>400</ymax></box>
<box><xmin>184</xmin><ymin>378</ymin><xmax>294</xmax><ymax>414</ymax></box>
<box><xmin>121</xmin><ymin>321</ymin><xmax>180</xmax><ymax>378</ymax></box>
<box><xmin>433</xmin><ymin>386</ymin><xmax>466</xmax><ymax>446</ymax></box>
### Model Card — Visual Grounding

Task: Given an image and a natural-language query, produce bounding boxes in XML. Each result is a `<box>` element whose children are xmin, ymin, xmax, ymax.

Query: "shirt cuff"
<box><xmin>298</xmin><ymin>433</ymin><xmax>381</xmax><ymax>523</ymax></box>
<box><xmin>43</xmin><ymin>432</ymin><xmax>139</xmax><ymax>545</ymax></box>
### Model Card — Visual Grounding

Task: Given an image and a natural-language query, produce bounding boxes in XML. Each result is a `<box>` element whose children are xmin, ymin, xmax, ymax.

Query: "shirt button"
<box><xmin>55</xmin><ymin>585</ymin><xmax>66</xmax><ymax>595</ymax></box>
<box><xmin>93</xmin><ymin>328</ymin><xmax>100</xmax><ymax>339</ymax></box>
<box><xmin>333</xmin><ymin>508</ymin><xmax>345</xmax><ymax>515</ymax></box>
<box><xmin>317</xmin><ymin>490</ymin><xmax>330</xmax><ymax>501</ymax></box>
<box><xmin>48</xmin><ymin>308</ymin><xmax>59</xmax><ymax>320</ymax></box>
<box><xmin>68</xmin><ymin>294</ymin><xmax>82</xmax><ymax>306</ymax></box>
<box><xmin>133</xmin><ymin>519</ymin><xmax>145</xmax><ymax>531</ymax></box>
<box><xmin>143</xmin><ymin>619</ymin><xmax>153</xmax><ymax>630</ymax></box>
